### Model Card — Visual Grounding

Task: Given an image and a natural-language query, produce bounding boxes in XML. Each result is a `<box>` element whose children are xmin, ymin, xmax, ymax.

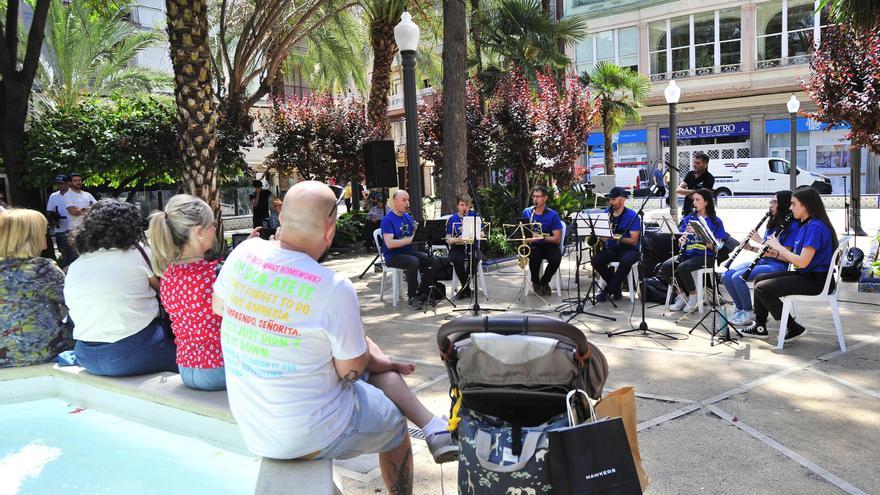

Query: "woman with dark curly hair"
<box><xmin>64</xmin><ymin>199</ymin><xmax>177</xmax><ymax>376</ymax></box>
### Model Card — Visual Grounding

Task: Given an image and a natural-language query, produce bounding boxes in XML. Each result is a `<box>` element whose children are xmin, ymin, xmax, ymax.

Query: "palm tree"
<box><xmin>442</xmin><ymin>0</ymin><xmax>468</xmax><ymax>213</ymax></box>
<box><xmin>477</xmin><ymin>0</ymin><xmax>585</xmax><ymax>90</ymax></box>
<box><xmin>166</xmin><ymin>0</ymin><xmax>222</xmax><ymax>219</ymax></box>
<box><xmin>818</xmin><ymin>0</ymin><xmax>880</xmax><ymax>31</ymax></box>
<box><xmin>37</xmin><ymin>0</ymin><xmax>171</xmax><ymax>109</ymax></box>
<box><xmin>362</xmin><ymin>0</ymin><xmax>406</xmax><ymax>137</ymax></box>
<box><xmin>580</xmin><ymin>62</ymin><xmax>651</xmax><ymax>175</ymax></box>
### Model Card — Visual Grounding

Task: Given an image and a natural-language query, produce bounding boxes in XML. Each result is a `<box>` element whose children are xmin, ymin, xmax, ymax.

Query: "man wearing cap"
<box><xmin>591</xmin><ymin>187</ymin><xmax>641</xmax><ymax>302</ymax></box>
<box><xmin>46</xmin><ymin>174</ymin><xmax>77</xmax><ymax>267</ymax></box>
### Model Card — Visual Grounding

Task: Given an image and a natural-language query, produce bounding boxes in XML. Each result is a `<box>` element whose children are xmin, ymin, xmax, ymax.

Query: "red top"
<box><xmin>160</xmin><ymin>259</ymin><xmax>224</xmax><ymax>368</ymax></box>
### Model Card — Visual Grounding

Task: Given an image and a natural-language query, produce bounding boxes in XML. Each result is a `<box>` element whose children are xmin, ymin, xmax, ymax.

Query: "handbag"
<box><xmin>134</xmin><ymin>244</ymin><xmax>175</xmax><ymax>343</ymax></box>
<box><xmin>595</xmin><ymin>387</ymin><xmax>650</xmax><ymax>492</ymax></box>
<box><xmin>548</xmin><ymin>390</ymin><xmax>641</xmax><ymax>495</ymax></box>
<box><xmin>458</xmin><ymin>408</ymin><xmax>566</xmax><ymax>494</ymax></box>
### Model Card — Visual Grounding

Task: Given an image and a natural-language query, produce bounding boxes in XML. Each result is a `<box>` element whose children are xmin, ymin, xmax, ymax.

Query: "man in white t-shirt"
<box><xmin>213</xmin><ymin>181</ymin><xmax>415</xmax><ymax>493</ymax></box>
<box><xmin>46</xmin><ymin>174</ymin><xmax>77</xmax><ymax>266</ymax></box>
<box><xmin>64</xmin><ymin>173</ymin><xmax>96</xmax><ymax>230</ymax></box>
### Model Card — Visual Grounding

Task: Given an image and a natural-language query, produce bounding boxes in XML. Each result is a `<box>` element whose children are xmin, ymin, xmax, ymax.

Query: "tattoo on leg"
<box><xmin>342</xmin><ymin>370</ymin><xmax>361</xmax><ymax>383</ymax></box>
<box><xmin>388</xmin><ymin>446</ymin><xmax>413</xmax><ymax>495</ymax></box>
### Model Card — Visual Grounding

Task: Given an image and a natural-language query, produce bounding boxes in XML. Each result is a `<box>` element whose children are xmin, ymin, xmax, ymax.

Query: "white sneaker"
<box><xmin>729</xmin><ymin>310</ymin><xmax>747</xmax><ymax>325</ymax></box>
<box><xmin>683</xmin><ymin>294</ymin><xmax>698</xmax><ymax>312</ymax></box>
<box><xmin>669</xmin><ymin>294</ymin><xmax>687</xmax><ymax>311</ymax></box>
<box><xmin>739</xmin><ymin>311</ymin><xmax>755</xmax><ymax>325</ymax></box>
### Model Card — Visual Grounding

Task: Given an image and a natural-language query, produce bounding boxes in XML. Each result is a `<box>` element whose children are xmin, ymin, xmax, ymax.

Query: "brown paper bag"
<box><xmin>595</xmin><ymin>386</ymin><xmax>650</xmax><ymax>493</ymax></box>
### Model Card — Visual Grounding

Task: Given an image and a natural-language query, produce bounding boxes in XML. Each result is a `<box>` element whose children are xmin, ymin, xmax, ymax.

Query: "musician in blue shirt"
<box><xmin>523</xmin><ymin>185</ymin><xmax>564</xmax><ymax>296</ymax></box>
<box><xmin>445</xmin><ymin>194</ymin><xmax>480</xmax><ymax>300</ymax></box>
<box><xmin>591</xmin><ymin>187</ymin><xmax>641</xmax><ymax>302</ymax></box>
<box><xmin>744</xmin><ymin>187</ymin><xmax>839</xmax><ymax>341</ymax></box>
<box><xmin>659</xmin><ymin>189</ymin><xmax>727</xmax><ymax>313</ymax></box>
<box><xmin>381</xmin><ymin>190</ymin><xmax>441</xmax><ymax>310</ymax></box>
<box><xmin>722</xmin><ymin>191</ymin><xmax>800</xmax><ymax>326</ymax></box>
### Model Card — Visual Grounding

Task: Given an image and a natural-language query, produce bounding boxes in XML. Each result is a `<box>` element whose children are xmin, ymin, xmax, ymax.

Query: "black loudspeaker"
<box><xmin>363</xmin><ymin>140</ymin><xmax>398</xmax><ymax>188</ymax></box>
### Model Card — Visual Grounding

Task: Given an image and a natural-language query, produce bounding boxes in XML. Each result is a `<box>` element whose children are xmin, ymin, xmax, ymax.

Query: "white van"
<box><xmin>708</xmin><ymin>158</ymin><xmax>831</xmax><ymax>196</ymax></box>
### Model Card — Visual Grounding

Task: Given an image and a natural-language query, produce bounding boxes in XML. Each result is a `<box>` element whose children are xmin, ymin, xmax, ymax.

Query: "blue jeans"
<box><xmin>721</xmin><ymin>262</ymin><xmax>783</xmax><ymax>311</ymax></box>
<box><xmin>315</xmin><ymin>380</ymin><xmax>407</xmax><ymax>460</ymax></box>
<box><xmin>179</xmin><ymin>366</ymin><xmax>226</xmax><ymax>391</ymax></box>
<box><xmin>74</xmin><ymin>318</ymin><xmax>178</xmax><ymax>377</ymax></box>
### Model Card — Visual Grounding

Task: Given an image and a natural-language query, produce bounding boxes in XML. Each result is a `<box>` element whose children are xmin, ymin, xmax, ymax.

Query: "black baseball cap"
<box><xmin>605</xmin><ymin>187</ymin><xmax>630</xmax><ymax>199</ymax></box>
<box><xmin>54</xmin><ymin>174</ymin><xmax>70</xmax><ymax>183</ymax></box>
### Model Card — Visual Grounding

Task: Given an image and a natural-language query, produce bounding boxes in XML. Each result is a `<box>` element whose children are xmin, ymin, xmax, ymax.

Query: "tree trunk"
<box><xmin>165</xmin><ymin>0</ymin><xmax>222</xmax><ymax>239</ymax></box>
<box><xmin>470</xmin><ymin>0</ymin><xmax>483</xmax><ymax>82</ymax></box>
<box><xmin>1</xmin><ymin>0</ymin><xmax>51</xmax><ymax>208</ymax></box>
<box><xmin>850</xmin><ymin>146</ymin><xmax>867</xmax><ymax>236</ymax></box>
<box><xmin>442</xmin><ymin>0</ymin><xmax>468</xmax><ymax>215</ymax></box>
<box><xmin>602</xmin><ymin>108</ymin><xmax>614</xmax><ymax>175</ymax></box>
<box><xmin>367</xmin><ymin>20</ymin><xmax>397</xmax><ymax>138</ymax></box>
<box><xmin>541</xmin><ymin>0</ymin><xmax>551</xmax><ymax>16</ymax></box>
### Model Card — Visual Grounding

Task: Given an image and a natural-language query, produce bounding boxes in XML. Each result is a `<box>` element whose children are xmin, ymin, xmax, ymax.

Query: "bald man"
<box><xmin>212</xmin><ymin>181</ymin><xmax>425</xmax><ymax>491</ymax></box>
<box><xmin>381</xmin><ymin>190</ymin><xmax>441</xmax><ymax>310</ymax></box>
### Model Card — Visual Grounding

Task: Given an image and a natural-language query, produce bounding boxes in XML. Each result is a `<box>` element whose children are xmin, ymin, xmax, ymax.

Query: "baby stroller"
<box><xmin>437</xmin><ymin>314</ymin><xmax>608</xmax><ymax>494</ymax></box>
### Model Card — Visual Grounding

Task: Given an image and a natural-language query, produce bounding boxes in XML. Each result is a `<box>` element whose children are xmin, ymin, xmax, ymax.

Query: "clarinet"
<box><xmin>740</xmin><ymin>212</ymin><xmax>794</xmax><ymax>280</ymax></box>
<box><xmin>722</xmin><ymin>210</ymin><xmax>772</xmax><ymax>269</ymax></box>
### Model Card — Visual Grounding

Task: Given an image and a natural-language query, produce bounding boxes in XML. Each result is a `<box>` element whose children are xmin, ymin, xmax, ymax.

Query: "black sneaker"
<box><xmin>785</xmin><ymin>322</ymin><xmax>807</xmax><ymax>341</ymax></box>
<box><xmin>407</xmin><ymin>297</ymin><xmax>424</xmax><ymax>310</ymax></box>
<box><xmin>455</xmin><ymin>287</ymin><xmax>472</xmax><ymax>301</ymax></box>
<box><xmin>741</xmin><ymin>322</ymin><xmax>769</xmax><ymax>339</ymax></box>
<box><xmin>532</xmin><ymin>283</ymin><xmax>543</xmax><ymax>295</ymax></box>
<box><xmin>612</xmin><ymin>291</ymin><xmax>623</xmax><ymax>301</ymax></box>
<box><xmin>596</xmin><ymin>291</ymin><xmax>609</xmax><ymax>302</ymax></box>
<box><xmin>542</xmin><ymin>283</ymin><xmax>552</xmax><ymax>296</ymax></box>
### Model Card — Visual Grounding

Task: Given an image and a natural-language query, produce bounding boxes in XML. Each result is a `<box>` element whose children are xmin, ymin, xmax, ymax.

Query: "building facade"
<box><xmin>567</xmin><ymin>0</ymin><xmax>879</xmax><ymax>194</ymax></box>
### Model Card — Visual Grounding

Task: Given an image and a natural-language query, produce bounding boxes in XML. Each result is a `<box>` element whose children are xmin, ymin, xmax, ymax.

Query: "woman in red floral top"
<box><xmin>147</xmin><ymin>195</ymin><xmax>256</xmax><ymax>390</ymax></box>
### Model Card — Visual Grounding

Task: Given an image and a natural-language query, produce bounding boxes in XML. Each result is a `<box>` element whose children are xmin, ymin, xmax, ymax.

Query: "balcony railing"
<box><xmin>387</xmin><ymin>87</ymin><xmax>436</xmax><ymax>110</ymax></box>
<box><xmin>650</xmin><ymin>63</ymin><xmax>742</xmax><ymax>82</ymax></box>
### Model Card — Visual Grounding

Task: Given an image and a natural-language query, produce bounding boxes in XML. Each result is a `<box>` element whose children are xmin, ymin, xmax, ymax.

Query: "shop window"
<box><xmin>649</xmin><ymin>8</ymin><xmax>742</xmax><ymax>81</ymax></box>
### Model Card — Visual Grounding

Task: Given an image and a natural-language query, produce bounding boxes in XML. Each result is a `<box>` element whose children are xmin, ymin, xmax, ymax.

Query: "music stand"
<box><xmin>607</xmin><ymin>185</ymin><xmax>678</xmax><ymax>339</ymax></box>
<box><xmin>413</xmin><ymin>220</ymin><xmax>457</xmax><ymax>310</ymax></box>
<box><xmin>560</xmin><ymin>211</ymin><xmax>615</xmax><ymax>322</ymax></box>
<box><xmin>506</xmin><ymin>221</ymin><xmax>554</xmax><ymax>303</ymax></box>
<box><xmin>683</xmin><ymin>219</ymin><xmax>737</xmax><ymax>345</ymax></box>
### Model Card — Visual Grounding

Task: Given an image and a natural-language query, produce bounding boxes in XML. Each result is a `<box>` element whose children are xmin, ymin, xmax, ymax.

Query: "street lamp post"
<box><xmin>787</xmin><ymin>94</ymin><xmax>800</xmax><ymax>191</ymax></box>
<box><xmin>664</xmin><ymin>80</ymin><xmax>681</xmax><ymax>221</ymax></box>
<box><xmin>394</xmin><ymin>12</ymin><xmax>423</xmax><ymax>223</ymax></box>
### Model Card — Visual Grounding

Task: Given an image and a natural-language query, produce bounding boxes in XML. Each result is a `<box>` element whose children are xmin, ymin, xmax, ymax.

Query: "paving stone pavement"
<box><xmin>322</xmin><ymin>209</ymin><xmax>879</xmax><ymax>495</ymax></box>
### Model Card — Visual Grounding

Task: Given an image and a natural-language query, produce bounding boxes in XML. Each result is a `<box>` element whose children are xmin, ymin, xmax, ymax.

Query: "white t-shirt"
<box><xmin>64</xmin><ymin>189</ymin><xmax>97</xmax><ymax>229</ymax></box>
<box><xmin>213</xmin><ymin>238</ymin><xmax>368</xmax><ymax>459</ymax></box>
<box><xmin>46</xmin><ymin>191</ymin><xmax>71</xmax><ymax>233</ymax></box>
<box><xmin>65</xmin><ymin>247</ymin><xmax>159</xmax><ymax>343</ymax></box>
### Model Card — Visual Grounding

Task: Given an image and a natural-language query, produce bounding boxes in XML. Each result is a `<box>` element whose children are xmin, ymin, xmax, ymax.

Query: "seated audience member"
<box><xmin>364</xmin><ymin>190</ymin><xmax>386</xmax><ymax>247</ymax></box>
<box><xmin>0</xmin><ymin>209</ymin><xmax>73</xmax><ymax>367</ymax></box>
<box><xmin>523</xmin><ymin>185</ymin><xmax>564</xmax><ymax>296</ymax></box>
<box><xmin>213</xmin><ymin>182</ymin><xmax>454</xmax><ymax>495</ymax></box>
<box><xmin>381</xmin><ymin>190</ymin><xmax>441</xmax><ymax>310</ymax></box>
<box><xmin>148</xmin><ymin>195</ymin><xmax>235</xmax><ymax>391</ymax></box>
<box><xmin>591</xmin><ymin>187</ymin><xmax>641</xmax><ymax>301</ymax></box>
<box><xmin>65</xmin><ymin>199</ymin><xmax>178</xmax><ymax>376</ymax></box>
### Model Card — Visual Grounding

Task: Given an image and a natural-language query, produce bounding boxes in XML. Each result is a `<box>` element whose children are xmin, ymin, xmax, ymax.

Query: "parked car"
<box><xmin>708</xmin><ymin>158</ymin><xmax>831</xmax><ymax>196</ymax></box>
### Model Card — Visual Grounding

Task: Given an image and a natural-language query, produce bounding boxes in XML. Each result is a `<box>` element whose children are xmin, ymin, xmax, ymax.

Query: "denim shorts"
<box><xmin>179</xmin><ymin>366</ymin><xmax>226</xmax><ymax>391</ymax></box>
<box><xmin>315</xmin><ymin>380</ymin><xmax>407</xmax><ymax>460</ymax></box>
<box><xmin>74</xmin><ymin>318</ymin><xmax>178</xmax><ymax>377</ymax></box>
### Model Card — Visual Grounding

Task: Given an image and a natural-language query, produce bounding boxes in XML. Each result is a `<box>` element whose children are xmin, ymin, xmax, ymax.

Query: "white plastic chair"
<box><xmin>451</xmin><ymin>259</ymin><xmax>490</xmax><ymax>298</ymax></box>
<box><xmin>521</xmin><ymin>223</ymin><xmax>566</xmax><ymax>297</ymax></box>
<box><xmin>664</xmin><ymin>263</ymin><xmax>716</xmax><ymax>314</ymax></box>
<box><xmin>372</xmin><ymin>228</ymin><xmax>404</xmax><ymax>307</ymax></box>
<box><xmin>598</xmin><ymin>261</ymin><xmax>641</xmax><ymax>303</ymax></box>
<box><xmin>777</xmin><ymin>236</ymin><xmax>851</xmax><ymax>352</ymax></box>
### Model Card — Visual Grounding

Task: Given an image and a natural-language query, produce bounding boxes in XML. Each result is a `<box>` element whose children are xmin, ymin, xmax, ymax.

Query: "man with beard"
<box><xmin>64</xmin><ymin>173</ymin><xmax>97</xmax><ymax>230</ymax></box>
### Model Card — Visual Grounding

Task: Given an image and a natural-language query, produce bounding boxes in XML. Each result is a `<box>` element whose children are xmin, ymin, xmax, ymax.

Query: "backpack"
<box><xmin>642</xmin><ymin>277</ymin><xmax>669</xmax><ymax>303</ymax></box>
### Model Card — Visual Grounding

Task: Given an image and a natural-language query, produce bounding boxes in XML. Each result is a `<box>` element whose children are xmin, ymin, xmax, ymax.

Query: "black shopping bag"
<box><xmin>548</xmin><ymin>391</ymin><xmax>641</xmax><ymax>495</ymax></box>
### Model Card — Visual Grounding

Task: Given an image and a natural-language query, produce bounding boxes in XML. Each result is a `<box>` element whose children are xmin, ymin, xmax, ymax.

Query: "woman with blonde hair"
<box><xmin>0</xmin><ymin>209</ymin><xmax>73</xmax><ymax>367</ymax></box>
<box><xmin>148</xmin><ymin>194</ymin><xmax>256</xmax><ymax>390</ymax></box>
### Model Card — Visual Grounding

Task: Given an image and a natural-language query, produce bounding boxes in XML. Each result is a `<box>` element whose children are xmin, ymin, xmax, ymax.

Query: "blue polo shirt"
<box><xmin>756</xmin><ymin>218</ymin><xmax>801</xmax><ymax>268</ymax></box>
<box><xmin>605</xmin><ymin>207</ymin><xmax>641</xmax><ymax>251</ymax></box>
<box><xmin>679</xmin><ymin>213</ymin><xmax>726</xmax><ymax>258</ymax></box>
<box><xmin>380</xmin><ymin>210</ymin><xmax>415</xmax><ymax>262</ymax></box>
<box><xmin>793</xmin><ymin>219</ymin><xmax>834</xmax><ymax>273</ymax></box>
<box><xmin>523</xmin><ymin>206</ymin><xmax>563</xmax><ymax>245</ymax></box>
